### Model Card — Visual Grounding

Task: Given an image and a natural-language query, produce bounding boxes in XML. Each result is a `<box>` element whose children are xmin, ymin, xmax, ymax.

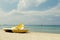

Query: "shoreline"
<box><xmin>0</xmin><ymin>30</ymin><xmax>60</xmax><ymax>40</ymax></box>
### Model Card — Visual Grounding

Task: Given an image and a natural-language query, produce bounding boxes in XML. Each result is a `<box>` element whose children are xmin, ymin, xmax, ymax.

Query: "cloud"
<box><xmin>0</xmin><ymin>0</ymin><xmax>60</xmax><ymax>25</ymax></box>
<box><xmin>16</xmin><ymin>0</ymin><xmax>60</xmax><ymax>16</ymax></box>
<box><xmin>17</xmin><ymin>0</ymin><xmax>47</xmax><ymax>10</ymax></box>
<box><xmin>45</xmin><ymin>3</ymin><xmax>60</xmax><ymax>16</ymax></box>
<box><xmin>0</xmin><ymin>0</ymin><xmax>60</xmax><ymax>16</ymax></box>
<box><xmin>16</xmin><ymin>4</ymin><xmax>60</xmax><ymax>16</ymax></box>
<box><xmin>5</xmin><ymin>3</ymin><xmax>60</xmax><ymax>25</ymax></box>
<box><xmin>17</xmin><ymin>0</ymin><xmax>59</xmax><ymax>11</ymax></box>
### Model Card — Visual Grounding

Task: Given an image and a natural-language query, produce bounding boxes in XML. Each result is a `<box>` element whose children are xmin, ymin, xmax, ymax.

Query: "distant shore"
<box><xmin>0</xmin><ymin>30</ymin><xmax>60</xmax><ymax>40</ymax></box>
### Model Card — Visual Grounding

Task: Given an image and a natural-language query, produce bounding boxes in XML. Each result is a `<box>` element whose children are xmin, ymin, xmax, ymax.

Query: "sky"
<box><xmin>0</xmin><ymin>0</ymin><xmax>60</xmax><ymax>25</ymax></box>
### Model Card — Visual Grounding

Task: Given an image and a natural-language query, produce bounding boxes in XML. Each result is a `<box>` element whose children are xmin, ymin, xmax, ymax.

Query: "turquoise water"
<box><xmin>0</xmin><ymin>25</ymin><xmax>60</xmax><ymax>34</ymax></box>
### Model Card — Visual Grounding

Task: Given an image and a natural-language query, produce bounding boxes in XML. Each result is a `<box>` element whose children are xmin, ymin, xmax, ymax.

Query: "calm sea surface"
<box><xmin>0</xmin><ymin>25</ymin><xmax>60</xmax><ymax>34</ymax></box>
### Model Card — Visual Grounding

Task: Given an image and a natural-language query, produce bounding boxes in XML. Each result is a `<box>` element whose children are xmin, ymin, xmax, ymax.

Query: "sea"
<box><xmin>0</xmin><ymin>25</ymin><xmax>60</xmax><ymax>34</ymax></box>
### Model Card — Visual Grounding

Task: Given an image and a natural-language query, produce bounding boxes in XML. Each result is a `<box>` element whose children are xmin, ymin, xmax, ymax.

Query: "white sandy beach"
<box><xmin>0</xmin><ymin>30</ymin><xmax>60</xmax><ymax>40</ymax></box>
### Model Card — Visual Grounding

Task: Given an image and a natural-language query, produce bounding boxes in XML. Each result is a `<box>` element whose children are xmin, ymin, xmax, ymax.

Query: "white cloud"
<box><xmin>17</xmin><ymin>0</ymin><xmax>47</xmax><ymax>10</ymax></box>
<box><xmin>45</xmin><ymin>3</ymin><xmax>60</xmax><ymax>16</ymax></box>
<box><xmin>1</xmin><ymin>0</ymin><xmax>60</xmax><ymax>16</ymax></box>
<box><xmin>0</xmin><ymin>0</ymin><xmax>60</xmax><ymax>25</ymax></box>
<box><xmin>23</xmin><ymin>3</ymin><xmax>60</xmax><ymax>16</ymax></box>
<box><xmin>16</xmin><ymin>0</ymin><xmax>60</xmax><ymax>16</ymax></box>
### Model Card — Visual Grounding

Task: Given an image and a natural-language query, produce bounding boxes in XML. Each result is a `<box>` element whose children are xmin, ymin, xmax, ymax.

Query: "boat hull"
<box><xmin>3</xmin><ymin>28</ymin><xmax>28</xmax><ymax>33</ymax></box>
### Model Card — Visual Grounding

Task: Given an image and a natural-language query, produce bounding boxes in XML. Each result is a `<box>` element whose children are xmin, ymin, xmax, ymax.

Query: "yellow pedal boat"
<box><xmin>3</xmin><ymin>24</ymin><xmax>28</xmax><ymax>33</ymax></box>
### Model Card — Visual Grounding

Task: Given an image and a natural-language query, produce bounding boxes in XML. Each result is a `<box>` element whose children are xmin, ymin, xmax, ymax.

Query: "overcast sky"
<box><xmin>0</xmin><ymin>0</ymin><xmax>60</xmax><ymax>25</ymax></box>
